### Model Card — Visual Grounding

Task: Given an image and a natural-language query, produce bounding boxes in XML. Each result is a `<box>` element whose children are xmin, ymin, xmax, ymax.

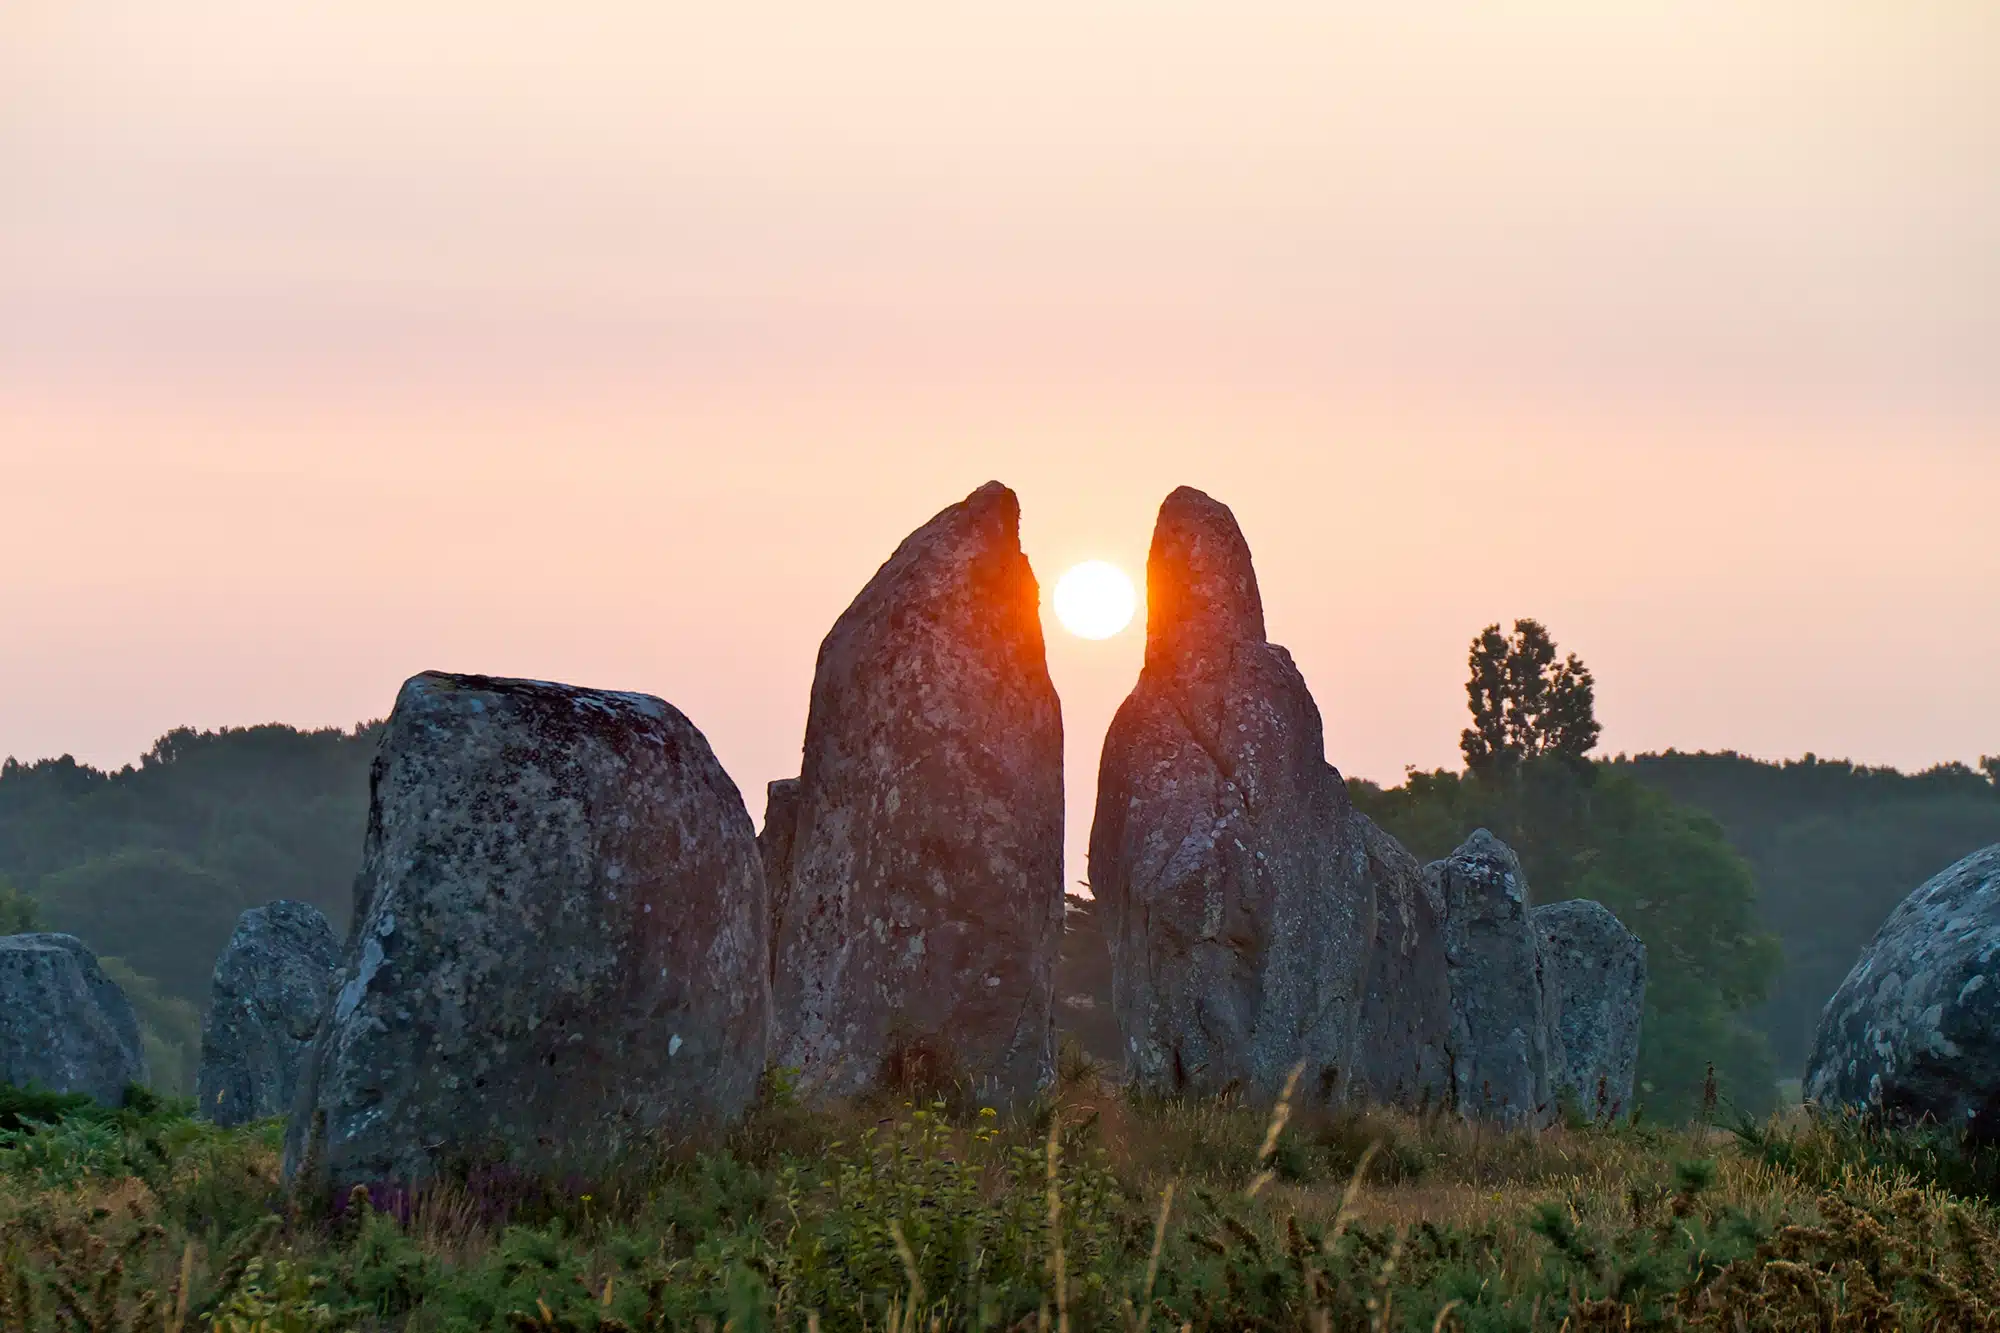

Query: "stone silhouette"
<box><xmin>1431</xmin><ymin>830</ymin><xmax>1557</xmax><ymax>1125</ymax></box>
<box><xmin>1532</xmin><ymin>897</ymin><xmax>1646</xmax><ymax>1120</ymax></box>
<box><xmin>1090</xmin><ymin>487</ymin><xmax>1375</xmax><ymax>1101</ymax></box>
<box><xmin>758</xmin><ymin>777</ymin><xmax>801</xmax><ymax>987</ymax></box>
<box><xmin>1352</xmin><ymin>816</ymin><xmax>1456</xmax><ymax>1107</ymax></box>
<box><xmin>287</xmin><ymin>672</ymin><xmax>769</xmax><ymax>1188</ymax></box>
<box><xmin>770</xmin><ymin>483</ymin><xmax>1064</xmax><ymax>1104</ymax></box>
<box><xmin>198</xmin><ymin>900</ymin><xmax>342</xmax><ymax>1127</ymax></box>
<box><xmin>1805</xmin><ymin>843</ymin><xmax>2000</xmax><ymax>1138</ymax></box>
<box><xmin>0</xmin><ymin>933</ymin><xmax>147</xmax><ymax>1104</ymax></box>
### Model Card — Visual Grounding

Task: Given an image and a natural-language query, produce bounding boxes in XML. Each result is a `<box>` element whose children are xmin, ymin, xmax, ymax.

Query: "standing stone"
<box><xmin>287</xmin><ymin>672</ymin><xmax>769</xmax><ymax>1188</ymax></box>
<box><xmin>758</xmin><ymin>778</ymin><xmax>802</xmax><ymax>988</ymax></box>
<box><xmin>0</xmin><ymin>933</ymin><xmax>147</xmax><ymax>1105</ymax></box>
<box><xmin>1430</xmin><ymin>830</ymin><xmax>1557</xmax><ymax>1125</ymax></box>
<box><xmin>1805</xmin><ymin>844</ymin><xmax>2000</xmax><ymax>1137</ymax></box>
<box><xmin>1532</xmin><ymin>898</ymin><xmax>1646</xmax><ymax>1121</ymax></box>
<box><xmin>1353</xmin><ymin>816</ymin><xmax>1455</xmax><ymax>1108</ymax></box>
<box><xmin>1090</xmin><ymin>487</ymin><xmax>1374</xmax><ymax>1101</ymax></box>
<box><xmin>198</xmin><ymin>901</ymin><xmax>341</xmax><ymax>1127</ymax></box>
<box><xmin>771</xmin><ymin>482</ymin><xmax>1064</xmax><ymax>1104</ymax></box>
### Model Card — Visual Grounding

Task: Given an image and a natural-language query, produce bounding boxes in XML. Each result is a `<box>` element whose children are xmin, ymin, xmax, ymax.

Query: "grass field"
<box><xmin>2</xmin><ymin>1055</ymin><xmax>1998</xmax><ymax>1332</ymax></box>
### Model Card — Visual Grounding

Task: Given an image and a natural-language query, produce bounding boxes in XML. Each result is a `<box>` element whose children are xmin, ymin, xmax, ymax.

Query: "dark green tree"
<box><xmin>0</xmin><ymin>873</ymin><xmax>37</xmax><ymax>933</ymax></box>
<box><xmin>1624</xmin><ymin>750</ymin><xmax>2000</xmax><ymax>1070</ymax></box>
<box><xmin>0</xmin><ymin>721</ymin><xmax>378</xmax><ymax>1007</ymax></box>
<box><xmin>1460</xmin><ymin>619</ymin><xmax>1601</xmax><ymax>775</ymax></box>
<box><xmin>34</xmin><ymin>850</ymin><xmax>252</xmax><ymax>1003</ymax></box>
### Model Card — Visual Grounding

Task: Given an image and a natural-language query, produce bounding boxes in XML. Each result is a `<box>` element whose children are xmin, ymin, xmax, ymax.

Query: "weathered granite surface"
<box><xmin>758</xmin><ymin>778</ymin><xmax>801</xmax><ymax>989</ymax></box>
<box><xmin>287</xmin><ymin>672</ymin><xmax>769</xmax><ymax>1187</ymax></box>
<box><xmin>1431</xmin><ymin>830</ymin><xmax>1557</xmax><ymax>1125</ymax></box>
<box><xmin>770</xmin><ymin>483</ymin><xmax>1064</xmax><ymax>1104</ymax></box>
<box><xmin>0</xmin><ymin>933</ymin><xmax>147</xmax><ymax>1105</ymax></box>
<box><xmin>1352</xmin><ymin>814</ymin><xmax>1456</xmax><ymax>1107</ymax></box>
<box><xmin>1804</xmin><ymin>844</ymin><xmax>2000</xmax><ymax>1137</ymax></box>
<box><xmin>1090</xmin><ymin>487</ymin><xmax>1374</xmax><ymax>1101</ymax></box>
<box><xmin>1532</xmin><ymin>897</ymin><xmax>1646</xmax><ymax>1120</ymax></box>
<box><xmin>198</xmin><ymin>900</ymin><xmax>341</xmax><ymax>1127</ymax></box>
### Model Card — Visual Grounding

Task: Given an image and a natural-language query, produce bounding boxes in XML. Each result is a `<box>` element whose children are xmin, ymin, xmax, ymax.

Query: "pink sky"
<box><xmin>3</xmin><ymin>4</ymin><xmax>1996</xmax><ymax>879</ymax></box>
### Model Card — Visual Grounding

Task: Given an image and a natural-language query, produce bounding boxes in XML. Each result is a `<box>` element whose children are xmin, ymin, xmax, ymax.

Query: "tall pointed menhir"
<box><xmin>1089</xmin><ymin>487</ymin><xmax>1387</xmax><ymax>1100</ymax></box>
<box><xmin>768</xmin><ymin>482</ymin><xmax>1065</xmax><ymax>1103</ymax></box>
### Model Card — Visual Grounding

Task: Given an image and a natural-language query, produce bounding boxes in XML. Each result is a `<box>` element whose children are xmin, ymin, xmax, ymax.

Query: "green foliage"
<box><xmin>0</xmin><ymin>1082</ymin><xmax>99</xmax><ymax>1134</ymax></box>
<box><xmin>0</xmin><ymin>873</ymin><xmax>38</xmax><ymax>933</ymax></box>
<box><xmin>211</xmin><ymin>1257</ymin><xmax>340</xmax><ymax>1333</ymax></box>
<box><xmin>36</xmin><ymin>851</ymin><xmax>250</xmax><ymax>1004</ymax></box>
<box><xmin>1460</xmin><ymin>618</ymin><xmax>1602</xmax><ymax>776</ymax></box>
<box><xmin>0</xmin><ymin>722</ymin><xmax>379</xmax><ymax>1011</ymax></box>
<box><xmin>1623</xmin><ymin>750</ymin><xmax>2000</xmax><ymax>1072</ymax></box>
<box><xmin>6</xmin><ymin>1089</ymin><xmax>2000</xmax><ymax>1330</ymax></box>
<box><xmin>98</xmin><ymin>955</ymin><xmax>204</xmax><ymax>1098</ymax></box>
<box><xmin>0</xmin><ymin>1114</ymin><xmax>128</xmax><ymax>1186</ymax></box>
<box><xmin>777</xmin><ymin>1102</ymin><xmax>1123</xmax><ymax>1326</ymax></box>
<box><xmin>1353</xmin><ymin>760</ymin><xmax>1783</xmax><ymax>1121</ymax></box>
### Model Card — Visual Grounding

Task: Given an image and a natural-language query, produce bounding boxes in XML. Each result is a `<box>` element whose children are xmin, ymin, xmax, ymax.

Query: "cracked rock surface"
<box><xmin>199</xmin><ymin>900</ymin><xmax>342</xmax><ymax>1127</ymax></box>
<box><xmin>1090</xmin><ymin>487</ymin><xmax>1376</xmax><ymax>1101</ymax></box>
<box><xmin>286</xmin><ymin>672</ymin><xmax>768</xmax><ymax>1188</ymax></box>
<box><xmin>1805</xmin><ymin>843</ymin><xmax>2000</xmax><ymax>1137</ymax></box>
<box><xmin>770</xmin><ymin>483</ymin><xmax>1064</xmax><ymax>1104</ymax></box>
<box><xmin>0</xmin><ymin>933</ymin><xmax>147</xmax><ymax>1105</ymax></box>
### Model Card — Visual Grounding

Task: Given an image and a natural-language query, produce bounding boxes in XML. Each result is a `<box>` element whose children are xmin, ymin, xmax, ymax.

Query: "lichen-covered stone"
<box><xmin>0</xmin><ymin>933</ymin><xmax>147</xmax><ymax>1104</ymax></box>
<box><xmin>1090</xmin><ymin>487</ymin><xmax>1374</xmax><ymax>1101</ymax></box>
<box><xmin>1353</xmin><ymin>815</ymin><xmax>1455</xmax><ymax>1107</ymax></box>
<box><xmin>1532</xmin><ymin>898</ymin><xmax>1646</xmax><ymax>1120</ymax></box>
<box><xmin>1430</xmin><ymin>830</ymin><xmax>1557</xmax><ymax>1125</ymax></box>
<box><xmin>770</xmin><ymin>482</ymin><xmax>1064</xmax><ymax>1105</ymax></box>
<box><xmin>1804</xmin><ymin>844</ymin><xmax>2000</xmax><ymax>1137</ymax></box>
<box><xmin>287</xmin><ymin>672</ymin><xmax>769</xmax><ymax>1188</ymax></box>
<box><xmin>198</xmin><ymin>900</ymin><xmax>341</xmax><ymax>1127</ymax></box>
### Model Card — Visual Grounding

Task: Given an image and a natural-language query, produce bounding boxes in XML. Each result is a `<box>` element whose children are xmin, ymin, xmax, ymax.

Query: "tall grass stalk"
<box><xmin>1044</xmin><ymin>1113</ymin><xmax>1068</xmax><ymax>1333</ymax></box>
<box><xmin>1124</xmin><ymin>1181</ymin><xmax>1175</xmax><ymax>1333</ymax></box>
<box><xmin>1246</xmin><ymin>1062</ymin><xmax>1305</xmax><ymax>1199</ymax></box>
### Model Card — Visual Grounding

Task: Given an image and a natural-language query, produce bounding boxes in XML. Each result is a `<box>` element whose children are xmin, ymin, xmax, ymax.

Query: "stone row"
<box><xmin>0</xmin><ymin>482</ymin><xmax>1653</xmax><ymax>1194</ymax></box>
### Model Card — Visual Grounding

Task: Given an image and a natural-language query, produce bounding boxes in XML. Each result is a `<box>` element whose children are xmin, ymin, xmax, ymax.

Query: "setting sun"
<box><xmin>1052</xmin><ymin>560</ymin><xmax>1138</xmax><ymax>640</ymax></box>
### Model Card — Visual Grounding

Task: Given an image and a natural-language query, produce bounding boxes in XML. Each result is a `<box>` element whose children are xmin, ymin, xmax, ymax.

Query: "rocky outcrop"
<box><xmin>770</xmin><ymin>483</ymin><xmax>1064</xmax><ymax>1105</ymax></box>
<box><xmin>1089</xmin><ymin>487</ymin><xmax>1375</xmax><ymax>1101</ymax></box>
<box><xmin>287</xmin><ymin>672</ymin><xmax>769</xmax><ymax>1188</ymax></box>
<box><xmin>1532</xmin><ymin>898</ymin><xmax>1646</xmax><ymax>1120</ymax></box>
<box><xmin>1804</xmin><ymin>844</ymin><xmax>2000</xmax><ymax>1138</ymax></box>
<box><xmin>198</xmin><ymin>901</ymin><xmax>342</xmax><ymax>1127</ymax></box>
<box><xmin>0</xmin><ymin>933</ymin><xmax>147</xmax><ymax>1104</ymax></box>
<box><xmin>1353</xmin><ymin>817</ymin><xmax>1455</xmax><ymax>1107</ymax></box>
<box><xmin>1431</xmin><ymin>831</ymin><xmax>1557</xmax><ymax>1125</ymax></box>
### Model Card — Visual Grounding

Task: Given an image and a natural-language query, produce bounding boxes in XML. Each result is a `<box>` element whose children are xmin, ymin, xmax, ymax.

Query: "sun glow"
<box><xmin>1052</xmin><ymin>561</ymin><xmax>1138</xmax><ymax>640</ymax></box>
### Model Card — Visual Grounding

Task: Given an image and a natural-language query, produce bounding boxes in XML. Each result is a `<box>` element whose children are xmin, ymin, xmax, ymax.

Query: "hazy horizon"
<box><xmin>5</xmin><ymin>4</ymin><xmax>1996</xmax><ymax>877</ymax></box>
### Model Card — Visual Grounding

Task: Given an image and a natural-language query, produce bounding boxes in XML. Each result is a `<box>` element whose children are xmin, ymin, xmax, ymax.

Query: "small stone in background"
<box><xmin>1532</xmin><ymin>897</ymin><xmax>1646</xmax><ymax>1120</ymax></box>
<box><xmin>198</xmin><ymin>900</ymin><xmax>342</xmax><ymax>1126</ymax></box>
